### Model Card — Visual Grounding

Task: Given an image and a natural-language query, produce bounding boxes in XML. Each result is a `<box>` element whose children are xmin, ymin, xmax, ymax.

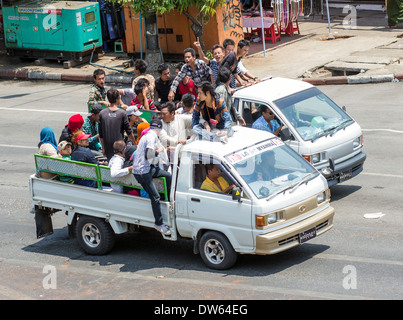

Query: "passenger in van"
<box><xmin>109</xmin><ymin>140</ymin><xmax>133</xmax><ymax>193</ymax></box>
<box><xmin>201</xmin><ymin>164</ymin><xmax>236</xmax><ymax>194</ymax></box>
<box><xmin>37</xmin><ymin>126</ymin><xmax>62</xmax><ymax>179</ymax></box>
<box><xmin>252</xmin><ymin>105</ymin><xmax>284</xmax><ymax>136</ymax></box>
<box><xmin>255</xmin><ymin>150</ymin><xmax>280</xmax><ymax>181</ymax></box>
<box><xmin>192</xmin><ymin>82</ymin><xmax>233</xmax><ymax>143</ymax></box>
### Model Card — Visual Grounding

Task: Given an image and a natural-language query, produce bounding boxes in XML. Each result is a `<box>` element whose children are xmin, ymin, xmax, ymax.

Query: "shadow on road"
<box><xmin>22</xmin><ymin>225</ymin><xmax>330</xmax><ymax>277</ymax></box>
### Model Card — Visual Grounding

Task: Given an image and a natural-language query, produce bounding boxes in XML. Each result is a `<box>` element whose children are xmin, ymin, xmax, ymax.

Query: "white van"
<box><xmin>233</xmin><ymin>77</ymin><xmax>366</xmax><ymax>186</ymax></box>
<box><xmin>30</xmin><ymin>127</ymin><xmax>334</xmax><ymax>269</ymax></box>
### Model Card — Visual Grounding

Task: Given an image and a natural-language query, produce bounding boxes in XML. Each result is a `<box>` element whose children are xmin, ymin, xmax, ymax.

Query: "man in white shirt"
<box><xmin>132</xmin><ymin>119</ymin><xmax>172</xmax><ymax>236</ymax></box>
<box><xmin>108</xmin><ymin>140</ymin><xmax>133</xmax><ymax>193</ymax></box>
<box><xmin>159</xmin><ymin>102</ymin><xmax>193</xmax><ymax>149</ymax></box>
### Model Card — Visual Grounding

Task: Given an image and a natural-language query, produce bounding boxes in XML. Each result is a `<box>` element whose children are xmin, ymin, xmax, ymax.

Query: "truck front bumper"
<box><xmin>255</xmin><ymin>205</ymin><xmax>335</xmax><ymax>255</ymax></box>
<box><xmin>323</xmin><ymin>151</ymin><xmax>367</xmax><ymax>186</ymax></box>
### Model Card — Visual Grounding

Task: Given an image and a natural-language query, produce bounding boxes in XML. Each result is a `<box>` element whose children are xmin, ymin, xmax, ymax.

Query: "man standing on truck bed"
<box><xmin>132</xmin><ymin>119</ymin><xmax>172</xmax><ymax>236</ymax></box>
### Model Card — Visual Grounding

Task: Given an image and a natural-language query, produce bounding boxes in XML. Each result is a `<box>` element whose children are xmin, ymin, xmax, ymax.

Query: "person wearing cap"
<box><xmin>132</xmin><ymin>119</ymin><xmax>172</xmax><ymax>236</ymax></box>
<box><xmin>125</xmin><ymin>105</ymin><xmax>148</xmax><ymax>146</ymax></box>
<box><xmin>59</xmin><ymin>114</ymin><xmax>84</xmax><ymax>144</ymax></box>
<box><xmin>82</xmin><ymin>104</ymin><xmax>103</xmax><ymax>153</ymax></box>
<box><xmin>57</xmin><ymin>141</ymin><xmax>74</xmax><ymax>183</ymax></box>
<box><xmin>71</xmin><ymin>130</ymin><xmax>106</xmax><ymax>188</ymax></box>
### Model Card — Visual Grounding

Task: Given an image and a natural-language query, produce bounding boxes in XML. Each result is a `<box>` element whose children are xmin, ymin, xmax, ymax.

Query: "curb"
<box><xmin>303</xmin><ymin>73</ymin><xmax>403</xmax><ymax>85</ymax></box>
<box><xmin>1</xmin><ymin>68</ymin><xmax>402</xmax><ymax>86</ymax></box>
<box><xmin>0</xmin><ymin>69</ymin><xmax>133</xmax><ymax>84</ymax></box>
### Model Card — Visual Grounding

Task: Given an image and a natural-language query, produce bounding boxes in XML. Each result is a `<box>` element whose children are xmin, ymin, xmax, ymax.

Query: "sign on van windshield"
<box><xmin>225</xmin><ymin>138</ymin><xmax>284</xmax><ymax>165</ymax></box>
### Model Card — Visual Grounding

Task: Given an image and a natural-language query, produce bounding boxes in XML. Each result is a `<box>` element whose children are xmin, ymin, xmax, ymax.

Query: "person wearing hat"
<box><xmin>71</xmin><ymin>130</ymin><xmax>106</xmax><ymax>187</ymax></box>
<box><xmin>57</xmin><ymin>141</ymin><xmax>74</xmax><ymax>183</ymax></box>
<box><xmin>126</xmin><ymin>105</ymin><xmax>147</xmax><ymax>146</ymax></box>
<box><xmin>83</xmin><ymin>104</ymin><xmax>103</xmax><ymax>154</ymax></box>
<box><xmin>58</xmin><ymin>140</ymin><xmax>72</xmax><ymax>160</ymax></box>
<box><xmin>59</xmin><ymin>113</ymin><xmax>84</xmax><ymax>144</ymax></box>
<box><xmin>132</xmin><ymin>119</ymin><xmax>172</xmax><ymax>236</ymax></box>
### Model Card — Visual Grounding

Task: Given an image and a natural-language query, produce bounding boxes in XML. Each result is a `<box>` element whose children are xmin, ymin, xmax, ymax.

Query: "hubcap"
<box><xmin>82</xmin><ymin>223</ymin><xmax>101</xmax><ymax>248</ymax></box>
<box><xmin>204</xmin><ymin>239</ymin><xmax>225</xmax><ymax>264</ymax></box>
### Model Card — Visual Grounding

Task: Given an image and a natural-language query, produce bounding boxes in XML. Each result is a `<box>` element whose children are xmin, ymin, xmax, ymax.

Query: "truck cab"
<box><xmin>233</xmin><ymin>77</ymin><xmax>366</xmax><ymax>186</ymax></box>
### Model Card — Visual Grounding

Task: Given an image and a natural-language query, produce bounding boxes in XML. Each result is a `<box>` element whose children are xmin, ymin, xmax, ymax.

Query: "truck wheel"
<box><xmin>76</xmin><ymin>216</ymin><xmax>115</xmax><ymax>255</ymax></box>
<box><xmin>199</xmin><ymin>231</ymin><xmax>238</xmax><ymax>270</ymax></box>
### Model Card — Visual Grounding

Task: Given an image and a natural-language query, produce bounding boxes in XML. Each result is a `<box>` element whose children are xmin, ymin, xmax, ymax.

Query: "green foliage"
<box><xmin>109</xmin><ymin>0</ymin><xmax>226</xmax><ymax>16</ymax></box>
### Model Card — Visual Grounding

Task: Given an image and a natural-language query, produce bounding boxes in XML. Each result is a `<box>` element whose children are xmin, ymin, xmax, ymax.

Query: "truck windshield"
<box><xmin>226</xmin><ymin>138</ymin><xmax>318</xmax><ymax>199</ymax></box>
<box><xmin>274</xmin><ymin>87</ymin><xmax>353</xmax><ymax>141</ymax></box>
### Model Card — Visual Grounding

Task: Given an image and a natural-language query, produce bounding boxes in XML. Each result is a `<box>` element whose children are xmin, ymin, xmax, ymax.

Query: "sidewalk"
<box><xmin>0</xmin><ymin>8</ymin><xmax>402</xmax><ymax>86</ymax></box>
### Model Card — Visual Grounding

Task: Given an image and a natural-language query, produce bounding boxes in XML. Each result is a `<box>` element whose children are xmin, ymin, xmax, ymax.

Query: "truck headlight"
<box><xmin>353</xmin><ymin>135</ymin><xmax>363</xmax><ymax>149</ymax></box>
<box><xmin>303</xmin><ymin>153</ymin><xmax>321</xmax><ymax>164</ymax></box>
<box><xmin>256</xmin><ymin>211</ymin><xmax>283</xmax><ymax>228</ymax></box>
<box><xmin>317</xmin><ymin>189</ymin><xmax>330</xmax><ymax>204</ymax></box>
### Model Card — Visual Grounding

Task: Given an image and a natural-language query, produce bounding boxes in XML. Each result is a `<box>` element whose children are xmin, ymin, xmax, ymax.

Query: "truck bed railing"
<box><xmin>34</xmin><ymin>154</ymin><xmax>168</xmax><ymax>199</ymax></box>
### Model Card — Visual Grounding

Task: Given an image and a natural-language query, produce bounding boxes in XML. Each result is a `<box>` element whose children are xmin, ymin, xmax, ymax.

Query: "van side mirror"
<box><xmin>279</xmin><ymin>127</ymin><xmax>293</xmax><ymax>141</ymax></box>
<box><xmin>232</xmin><ymin>187</ymin><xmax>243</xmax><ymax>202</ymax></box>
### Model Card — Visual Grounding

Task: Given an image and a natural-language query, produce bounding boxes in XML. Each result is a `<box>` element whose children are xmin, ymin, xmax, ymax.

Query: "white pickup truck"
<box><xmin>233</xmin><ymin>78</ymin><xmax>366</xmax><ymax>186</ymax></box>
<box><xmin>30</xmin><ymin>126</ymin><xmax>334</xmax><ymax>269</ymax></box>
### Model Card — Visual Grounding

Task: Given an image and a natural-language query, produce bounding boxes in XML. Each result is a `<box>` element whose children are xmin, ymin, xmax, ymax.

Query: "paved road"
<box><xmin>0</xmin><ymin>80</ymin><xmax>402</xmax><ymax>301</ymax></box>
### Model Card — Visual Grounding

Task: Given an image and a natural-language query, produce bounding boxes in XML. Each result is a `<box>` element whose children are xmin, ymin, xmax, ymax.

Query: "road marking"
<box><xmin>0</xmin><ymin>107</ymin><xmax>82</xmax><ymax>115</ymax></box>
<box><xmin>315</xmin><ymin>253</ymin><xmax>403</xmax><ymax>267</ymax></box>
<box><xmin>362</xmin><ymin>172</ymin><xmax>403</xmax><ymax>179</ymax></box>
<box><xmin>0</xmin><ymin>144</ymin><xmax>37</xmax><ymax>150</ymax></box>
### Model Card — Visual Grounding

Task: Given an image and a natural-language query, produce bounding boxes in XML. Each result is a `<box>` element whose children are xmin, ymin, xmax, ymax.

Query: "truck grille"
<box><xmin>278</xmin><ymin>220</ymin><xmax>329</xmax><ymax>246</ymax></box>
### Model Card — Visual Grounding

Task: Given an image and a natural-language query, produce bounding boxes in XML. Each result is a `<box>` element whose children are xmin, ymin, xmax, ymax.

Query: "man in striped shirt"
<box><xmin>168</xmin><ymin>48</ymin><xmax>213</xmax><ymax>102</ymax></box>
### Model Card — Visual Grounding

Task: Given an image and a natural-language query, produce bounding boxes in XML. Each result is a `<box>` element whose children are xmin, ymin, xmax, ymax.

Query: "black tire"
<box><xmin>199</xmin><ymin>231</ymin><xmax>238</xmax><ymax>270</ymax></box>
<box><xmin>76</xmin><ymin>216</ymin><xmax>115</xmax><ymax>255</ymax></box>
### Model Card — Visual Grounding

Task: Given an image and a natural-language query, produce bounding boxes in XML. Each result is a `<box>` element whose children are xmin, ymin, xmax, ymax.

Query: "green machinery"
<box><xmin>2</xmin><ymin>0</ymin><xmax>103</xmax><ymax>64</ymax></box>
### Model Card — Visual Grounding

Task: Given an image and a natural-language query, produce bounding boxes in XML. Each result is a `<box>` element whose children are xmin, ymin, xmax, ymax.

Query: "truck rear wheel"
<box><xmin>199</xmin><ymin>231</ymin><xmax>238</xmax><ymax>270</ymax></box>
<box><xmin>76</xmin><ymin>216</ymin><xmax>115</xmax><ymax>255</ymax></box>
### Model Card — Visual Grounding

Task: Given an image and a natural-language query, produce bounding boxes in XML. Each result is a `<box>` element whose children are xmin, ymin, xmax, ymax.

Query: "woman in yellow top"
<box><xmin>201</xmin><ymin>164</ymin><xmax>235</xmax><ymax>194</ymax></box>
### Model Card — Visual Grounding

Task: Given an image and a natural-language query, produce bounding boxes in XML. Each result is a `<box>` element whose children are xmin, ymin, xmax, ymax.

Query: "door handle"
<box><xmin>191</xmin><ymin>197</ymin><xmax>200</xmax><ymax>202</ymax></box>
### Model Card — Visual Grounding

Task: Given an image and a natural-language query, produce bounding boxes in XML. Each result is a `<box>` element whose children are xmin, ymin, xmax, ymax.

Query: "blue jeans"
<box><xmin>134</xmin><ymin>165</ymin><xmax>172</xmax><ymax>226</ymax></box>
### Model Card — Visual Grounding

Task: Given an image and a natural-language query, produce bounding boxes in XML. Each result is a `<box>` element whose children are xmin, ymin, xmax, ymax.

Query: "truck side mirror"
<box><xmin>279</xmin><ymin>127</ymin><xmax>293</xmax><ymax>141</ymax></box>
<box><xmin>232</xmin><ymin>187</ymin><xmax>243</xmax><ymax>202</ymax></box>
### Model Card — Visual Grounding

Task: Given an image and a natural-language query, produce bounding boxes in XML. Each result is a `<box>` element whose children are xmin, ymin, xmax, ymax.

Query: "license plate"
<box><xmin>299</xmin><ymin>227</ymin><xmax>316</xmax><ymax>244</ymax></box>
<box><xmin>339</xmin><ymin>170</ymin><xmax>353</xmax><ymax>182</ymax></box>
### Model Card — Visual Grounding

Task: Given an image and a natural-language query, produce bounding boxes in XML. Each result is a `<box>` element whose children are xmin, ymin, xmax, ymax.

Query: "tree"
<box><xmin>110</xmin><ymin>0</ymin><xmax>227</xmax><ymax>53</ymax></box>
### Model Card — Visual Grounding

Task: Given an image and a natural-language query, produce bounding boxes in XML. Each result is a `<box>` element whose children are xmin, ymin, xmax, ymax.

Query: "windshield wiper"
<box><xmin>329</xmin><ymin>119</ymin><xmax>353</xmax><ymax>136</ymax></box>
<box><xmin>289</xmin><ymin>171</ymin><xmax>318</xmax><ymax>193</ymax></box>
<box><xmin>310</xmin><ymin>119</ymin><xmax>353</xmax><ymax>143</ymax></box>
<box><xmin>265</xmin><ymin>171</ymin><xmax>317</xmax><ymax>201</ymax></box>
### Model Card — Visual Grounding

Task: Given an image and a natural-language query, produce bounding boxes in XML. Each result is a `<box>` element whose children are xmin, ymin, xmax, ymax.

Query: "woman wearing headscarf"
<box><xmin>37</xmin><ymin>127</ymin><xmax>61</xmax><ymax>178</ymax></box>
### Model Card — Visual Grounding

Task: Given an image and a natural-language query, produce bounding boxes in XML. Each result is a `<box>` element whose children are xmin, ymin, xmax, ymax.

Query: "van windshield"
<box><xmin>274</xmin><ymin>87</ymin><xmax>353</xmax><ymax>141</ymax></box>
<box><xmin>226</xmin><ymin>138</ymin><xmax>318</xmax><ymax>199</ymax></box>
